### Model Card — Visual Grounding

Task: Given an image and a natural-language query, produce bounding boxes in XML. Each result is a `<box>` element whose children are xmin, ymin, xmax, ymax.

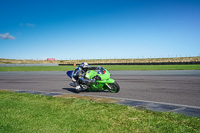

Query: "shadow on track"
<box><xmin>62</xmin><ymin>88</ymin><xmax>110</xmax><ymax>93</ymax></box>
<box><xmin>62</xmin><ymin>88</ymin><xmax>77</xmax><ymax>93</ymax></box>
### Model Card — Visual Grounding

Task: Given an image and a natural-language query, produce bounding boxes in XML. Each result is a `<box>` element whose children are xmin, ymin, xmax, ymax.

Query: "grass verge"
<box><xmin>0</xmin><ymin>64</ymin><xmax>200</xmax><ymax>71</ymax></box>
<box><xmin>0</xmin><ymin>66</ymin><xmax>75</xmax><ymax>71</ymax></box>
<box><xmin>102</xmin><ymin>64</ymin><xmax>200</xmax><ymax>71</ymax></box>
<box><xmin>0</xmin><ymin>91</ymin><xmax>200</xmax><ymax>133</ymax></box>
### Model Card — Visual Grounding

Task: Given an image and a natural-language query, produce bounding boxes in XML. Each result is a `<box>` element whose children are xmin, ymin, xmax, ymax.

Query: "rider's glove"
<box><xmin>87</xmin><ymin>79</ymin><xmax>95</xmax><ymax>84</ymax></box>
<box><xmin>93</xmin><ymin>75</ymin><xmax>101</xmax><ymax>80</ymax></box>
<box><xmin>89</xmin><ymin>79</ymin><xmax>95</xmax><ymax>83</ymax></box>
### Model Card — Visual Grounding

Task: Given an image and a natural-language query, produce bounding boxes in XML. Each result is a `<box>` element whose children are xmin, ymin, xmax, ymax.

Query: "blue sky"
<box><xmin>0</xmin><ymin>0</ymin><xmax>200</xmax><ymax>60</ymax></box>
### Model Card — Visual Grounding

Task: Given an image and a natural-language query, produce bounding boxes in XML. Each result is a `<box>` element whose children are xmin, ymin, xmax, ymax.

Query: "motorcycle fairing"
<box><xmin>66</xmin><ymin>70</ymin><xmax>74</xmax><ymax>79</ymax></box>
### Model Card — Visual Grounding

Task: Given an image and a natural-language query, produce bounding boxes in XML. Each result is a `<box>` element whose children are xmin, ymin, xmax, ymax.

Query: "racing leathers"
<box><xmin>72</xmin><ymin>66</ymin><xmax>95</xmax><ymax>91</ymax></box>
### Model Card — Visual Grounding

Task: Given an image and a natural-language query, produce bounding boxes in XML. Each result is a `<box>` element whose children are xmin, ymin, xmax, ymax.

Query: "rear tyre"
<box><xmin>107</xmin><ymin>81</ymin><xmax>120</xmax><ymax>93</ymax></box>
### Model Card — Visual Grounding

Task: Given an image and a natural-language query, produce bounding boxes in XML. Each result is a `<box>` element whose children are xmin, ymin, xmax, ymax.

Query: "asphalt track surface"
<box><xmin>0</xmin><ymin>70</ymin><xmax>200</xmax><ymax>107</ymax></box>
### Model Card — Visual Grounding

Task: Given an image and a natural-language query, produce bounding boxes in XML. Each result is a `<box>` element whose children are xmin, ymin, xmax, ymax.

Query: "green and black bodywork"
<box><xmin>67</xmin><ymin>67</ymin><xmax>120</xmax><ymax>93</ymax></box>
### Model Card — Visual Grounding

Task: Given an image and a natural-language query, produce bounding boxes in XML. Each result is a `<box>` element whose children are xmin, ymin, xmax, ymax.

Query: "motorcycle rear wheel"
<box><xmin>107</xmin><ymin>81</ymin><xmax>120</xmax><ymax>93</ymax></box>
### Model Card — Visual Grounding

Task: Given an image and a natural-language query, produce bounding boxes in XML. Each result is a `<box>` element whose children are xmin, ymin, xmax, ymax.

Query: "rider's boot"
<box><xmin>75</xmin><ymin>85</ymin><xmax>82</xmax><ymax>93</ymax></box>
<box><xmin>70</xmin><ymin>82</ymin><xmax>76</xmax><ymax>87</ymax></box>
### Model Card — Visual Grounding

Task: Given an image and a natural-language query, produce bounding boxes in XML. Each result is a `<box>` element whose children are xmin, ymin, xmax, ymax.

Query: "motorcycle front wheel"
<box><xmin>107</xmin><ymin>81</ymin><xmax>120</xmax><ymax>93</ymax></box>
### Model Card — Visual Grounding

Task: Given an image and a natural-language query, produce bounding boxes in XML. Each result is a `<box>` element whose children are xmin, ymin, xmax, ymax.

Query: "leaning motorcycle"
<box><xmin>66</xmin><ymin>66</ymin><xmax>120</xmax><ymax>93</ymax></box>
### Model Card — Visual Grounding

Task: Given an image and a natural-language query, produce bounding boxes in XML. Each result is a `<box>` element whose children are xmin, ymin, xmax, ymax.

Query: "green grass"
<box><xmin>0</xmin><ymin>66</ymin><xmax>76</xmax><ymax>71</ymax></box>
<box><xmin>0</xmin><ymin>91</ymin><xmax>199</xmax><ymax>133</ymax></box>
<box><xmin>0</xmin><ymin>64</ymin><xmax>200</xmax><ymax>71</ymax></box>
<box><xmin>103</xmin><ymin>64</ymin><xmax>200</xmax><ymax>71</ymax></box>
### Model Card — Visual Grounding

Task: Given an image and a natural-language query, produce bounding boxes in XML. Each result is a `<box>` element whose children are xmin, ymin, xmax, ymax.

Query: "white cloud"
<box><xmin>19</xmin><ymin>23</ymin><xmax>35</xmax><ymax>27</ymax></box>
<box><xmin>26</xmin><ymin>23</ymin><xmax>35</xmax><ymax>27</ymax></box>
<box><xmin>0</xmin><ymin>33</ymin><xmax>15</xmax><ymax>40</ymax></box>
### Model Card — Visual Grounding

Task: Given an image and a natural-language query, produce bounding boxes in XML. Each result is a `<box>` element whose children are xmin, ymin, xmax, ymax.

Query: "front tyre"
<box><xmin>107</xmin><ymin>81</ymin><xmax>120</xmax><ymax>93</ymax></box>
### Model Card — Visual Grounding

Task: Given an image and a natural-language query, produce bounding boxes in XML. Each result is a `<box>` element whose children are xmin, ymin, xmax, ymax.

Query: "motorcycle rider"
<box><xmin>72</xmin><ymin>62</ymin><xmax>95</xmax><ymax>92</ymax></box>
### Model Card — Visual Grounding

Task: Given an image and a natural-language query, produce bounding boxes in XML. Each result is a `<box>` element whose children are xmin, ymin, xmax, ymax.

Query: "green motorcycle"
<box><xmin>67</xmin><ymin>66</ymin><xmax>120</xmax><ymax>93</ymax></box>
